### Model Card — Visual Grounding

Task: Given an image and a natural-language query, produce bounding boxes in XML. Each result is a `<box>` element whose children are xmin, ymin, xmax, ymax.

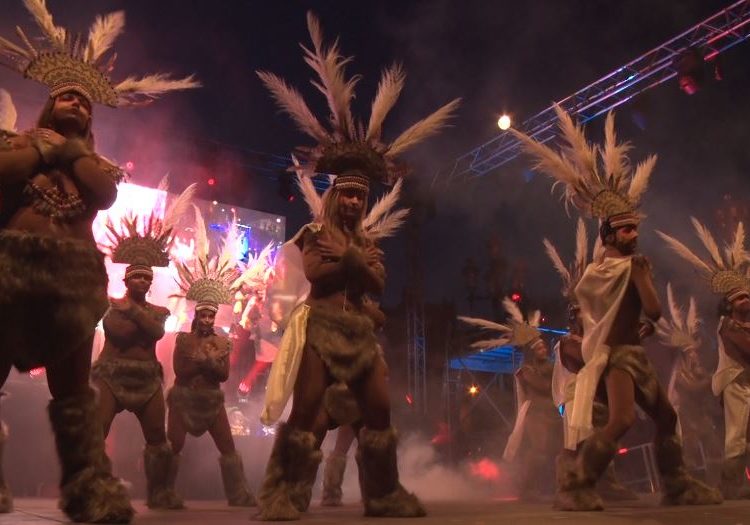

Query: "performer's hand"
<box><xmin>31</xmin><ymin>128</ymin><xmax>67</xmax><ymax>147</ymax></box>
<box><xmin>110</xmin><ymin>298</ymin><xmax>133</xmax><ymax>316</ymax></box>
<box><xmin>631</xmin><ymin>255</ymin><xmax>653</xmax><ymax>280</ymax></box>
<box><xmin>317</xmin><ymin>233</ymin><xmax>346</xmax><ymax>260</ymax></box>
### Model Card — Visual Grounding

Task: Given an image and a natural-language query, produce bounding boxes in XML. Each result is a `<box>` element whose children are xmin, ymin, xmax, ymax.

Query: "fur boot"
<box><xmin>258</xmin><ymin>423</ymin><xmax>322</xmax><ymax>521</ymax></box>
<box><xmin>48</xmin><ymin>389</ymin><xmax>134</xmax><ymax>523</ymax></box>
<box><xmin>143</xmin><ymin>444</ymin><xmax>184</xmax><ymax>509</ymax></box>
<box><xmin>720</xmin><ymin>454</ymin><xmax>750</xmax><ymax>500</ymax></box>
<box><xmin>321</xmin><ymin>451</ymin><xmax>347</xmax><ymax>506</ymax></box>
<box><xmin>656</xmin><ymin>435</ymin><xmax>722</xmax><ymax>505</ymax></box>
<box><xmin>219</xmin><ymin>451</ymin><xmax>256</xmax><ymax>507</ymax></box>
<box><xmin>597</xmin><ymin>462</ymin><xmax>639</xmax><ymax>501</ymax></box>
<box><xmin>554</xmin><ymin>433</ymin><xmax>616</xmax><ymax>511</ymax></box>
<box><xmin>357</xmin><ymin>427</ymin><xmax>425</xmax><ymax>517</ymax></box>
<box><xmin>0</xmin><ymin>422</ymin><xmax>12</xmax><ymax>513</ymax></box>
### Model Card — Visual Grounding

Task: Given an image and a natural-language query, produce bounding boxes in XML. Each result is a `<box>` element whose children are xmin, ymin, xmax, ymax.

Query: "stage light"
<box><xmin>676</xmin><ymin>48</ymin><xmax>705</xmax><ymax>95</ymax></box>
<box><xmin>125</xmin><ymin>161</ymin><xmax>134</xmax><ymax>171</ymax></box>
<box><xmin>207</xmin><ymin>177</ymin><xmax>216</xmax><ymax>186</ymax></box>
<box><xmin>468</xmin><ymin>385</ymin><xmax>479</xmax><ymax>396</ymax></box>
<box><xmin>511</xmin><ymin>292</ymin><xmax>522</xmax><ymax>302</ymax></box>
<box><xmin>618</xmin><ymin>447</ymin><xmax>629</xmax><ymax>455</ymax></box>
<box><xmin>497</xmin><ymin>114</ymin><xmax>511</xmax><ymax>130</ymax></box>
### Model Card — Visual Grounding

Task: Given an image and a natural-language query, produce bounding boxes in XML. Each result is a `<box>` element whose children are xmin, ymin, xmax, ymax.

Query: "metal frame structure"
<box><xmin>442</xmin><ymin>0</ymin><xmax>750</xmax><ymax>183</ymax></box>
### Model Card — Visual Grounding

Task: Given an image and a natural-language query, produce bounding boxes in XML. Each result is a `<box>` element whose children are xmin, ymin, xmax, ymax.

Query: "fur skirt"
<box><xmin>91</xmin><ymin>358</ymin><xmax>163</xmax><ymax>412</ymax></box>
<box><xmin>167</xmin><ymin>385</ymin><xmax>225</xmax><ymax>436</ymax></box>
<box><xmin>0</xmin><ymin>232</ymin><xmax>108</xmax><ymax>371</ymax></box>
<box><xmin>306</xmin><ymin>305</ymin><xmax>379</xmax><ymax>383</ymax></box>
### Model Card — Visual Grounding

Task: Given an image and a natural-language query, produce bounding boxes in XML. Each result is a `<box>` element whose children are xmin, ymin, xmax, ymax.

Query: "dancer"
<box><xmin>0</xmin><ymin>2</ymin><xmax>197</xmax><ymax>521</ymax></box>
<box><xmin>169</xmin><ymin>215</ymin><xmax>262</xmax><ymax>507</ymax></box>
<box><xmin>459</xmin><ymin>300</ymin><xmax>561</xmax><ymax>501</ymax></box>
<box><xmin>95</xmin><ymin>183</ymin><xmax>195</xmax><ymax>509</ymax></box>
<box><xmin>512</xmin><ymin>106</ymin><xmax>721</xmax><ymax>510</ymax></box>
<box><xmin>546</xmin><ymin>220</ymin><xmax>638</xmax><ymax>501</ymax></box>
<box><xmin>656</xmin><ymin>283</ymin><xmax>720</xmax><ymax>473</ymax></box>
<box><xmin>255</xmin><ymin>11</ymin><xmax>459</xmax><ymax>519</ymax></box>
<box><xmin>658</xmin><ymin>220</ymin><xmax>750</xmax><ymax>498</ymax></box>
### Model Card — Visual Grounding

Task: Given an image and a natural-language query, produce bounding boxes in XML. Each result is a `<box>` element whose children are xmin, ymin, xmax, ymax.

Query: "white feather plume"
<box><xmin>192</xmin><ymin>205</ymin><xmax>209</xmax><ymax>262</ymax></box>
<box><xmin>363</xmin><ymin>178</ymin><xmax>404</xmax><ymax>230</ymax></box>
<box><xmin>22</xmin><ymin>0</ymin><xmax>66</xmax><ymax>50</ymax></box>
<box><xmin>691</xmin><ymin>217</ymin><xmax>725</xmax><ymax>269</ymax></box>
<box><xmin>86</xmin><ymin>11</ymin><xmax>125</xmax><ymax>63</ymax></box>
<box><xmin>162</xmin><ymin>183</ymin><xmax>197</xmax><ymax>234</ymax></box>
<box><xmin>366</xmin><ymin>63</ymin><xmax>405</xmax><ymax>141</ymax></box>
<box><xmin>0</xmin><ymin>89</ymin><xmax>17</xmax><ymax>132</ymax></box>
<box><xmin>502</xmin><ymin>297</ymin><xmax>525</xmax><ymax>324</ymax></box>
<box><xmin>387</xmin><ymin>98</ymin><xmax>461</xmax><ymax>157</ymax></box>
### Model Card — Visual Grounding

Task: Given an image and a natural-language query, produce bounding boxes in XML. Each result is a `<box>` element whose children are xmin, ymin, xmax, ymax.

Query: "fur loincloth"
<box><xmin>167</xmin><ymin>385</ymin><xmax>225</xmax><ymax>436</ymax></box>
<box><xmin>91</xmin><ymin>358</ymin><xmax>163</xmax><ymax>412</ymax></box>
<box><xmin>606</xmin><ymin>345</ymin><xmax>659</xmax><ymax>406</ymax></box>
<box><xmin>305</xmin><ymin>305</ymin><xmax>379</xmax><ymax>383</ymax></box>
<box><xmin>0</xmin><ymin>232</ymin><xmax>108</xmax><ymax>371</ymax></box>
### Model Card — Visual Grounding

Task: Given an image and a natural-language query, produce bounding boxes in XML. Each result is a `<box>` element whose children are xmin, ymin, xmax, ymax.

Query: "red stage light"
<box><xmin>125</xmin><ymin>161</ymin><xmax>134</xmax><ymax>171</ymax></box>
<box><xmin>405</xmin><ymin>394</ymin><xmax>413</xmax><ymax>405</ymax></box>
<box><xmin>511</xmin><ymin>293</ymin><xmax>521</xmax><ymax>302</ymax></box>
<box><xmin>207</xmin><ymin>178</ymin><xmax>216</xmax><ymax>186</ymax></box>
<box><xmin>618</xmin><ymin>447</ymin><xmax>629</xmax><ymax>455</ymax></box>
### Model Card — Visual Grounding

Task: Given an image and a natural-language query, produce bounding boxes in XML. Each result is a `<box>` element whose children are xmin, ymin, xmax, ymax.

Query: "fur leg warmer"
<box><xmin>554</xmin><ymin>433</ymin><xmax>615</xmax><ymax>511</ymax></box>
<box><xmin>143</xmin><ymin>444</ymin><xmax>184</xmax><ymax>510</ymax></box>
<box><xmin>48</xmin><ymin>389</ymin><xmax>134</xmax><ymax>523</ymax></box>
<box><xmin>356</xmin><ymin>427</ymin><xmax>425</xmax><ymax>517</ymax></box>
<box><xmin>258</xmin><ymin>423</ymin><xmax>322</xmax><ymax>521</ymax></box>
<box><xmin>657</xmin><ymin>435</ymin><xmax>722</xmax><ymax>506</ymax></box>
<box><xmin>321</xmin><ymin>451</ymin><xmax>347</xmax><ymax>507</ymax></box>
<box><xmin>219</xmin><ymin>451</ymin><xmax>256</xmax><ymax>507</ymax></box>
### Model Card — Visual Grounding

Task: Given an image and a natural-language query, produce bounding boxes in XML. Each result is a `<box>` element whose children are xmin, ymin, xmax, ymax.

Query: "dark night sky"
<box><xmin>2</xmin><ymin>0</ymin><xmax>750</xmax><ymax>324</ymax></box>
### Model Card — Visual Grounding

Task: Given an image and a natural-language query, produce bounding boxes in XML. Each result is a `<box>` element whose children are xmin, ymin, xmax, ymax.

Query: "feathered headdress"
<box><xmin>458</xmin><ymin>297</ymin><xmax>543</xmax><ymax>351</ymax></box>
<box><xmin>511</xmin><ymin>105</ymin><xmax>657</xmax><ymax>228</ymax></box>
<box><xmin>173</xmin><ymin>206</ymin><xmax>242</xmax><ymax>312</ymax></box>
<box><xmin>657</xmin><ymin>219</ymin><xmax>749</xmax><ymax>300</ymax></box>
<box><xmin>101</xmin><ymin>181</ymin><xmax>196</xmax><ymax>278</ymax></box>
<box><xmin>257</xmin><ymin>11</ymin><xmax>460</xmax><ymax>190</ymax></box>
<box><xmin>656</xmin><ymin>283</ymin><xmax>700</xmax><ymax>351</ymax></box>
<box><xmin>0</xmin><ymin>0</ymin><xmax>200</xmax><ymax>107</ymax></box>
<box><xmin>543</xmin><ymin>217</ymin><xmax>603</xmax><ymax>304</ymax></box>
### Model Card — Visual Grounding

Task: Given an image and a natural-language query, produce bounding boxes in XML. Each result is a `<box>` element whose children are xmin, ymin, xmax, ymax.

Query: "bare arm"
<box><xmin>127</xmin><ymin>305</ymin><xmax>168</xmax><ymax>341</ymax></box>
<box><xmin>0</xmin><ymin>133</ymin><xmax>42</xmax><ymax>184</ymax></box>
<box><xmin>173</xmin><ymin>334</ymin><xmax>202</xmax><ymax>380</ymax></box>
<box><xmin>302</xmin><ymin>231</ymin><xmax>345</xmax><ymax>282</ymax></box>
<box><xmin>102</xmin><ymin>307</ymin><xmax>139</xmax><ymax>340</ymax></box>
<box><xmin>341</xmin><ymin>244</ymin><xmax>385</xmax><ymax>295</ymax></box>
<box><xmin>59</xmin><ymin>140</ymin><xmax>119</xmax><ymax>210</ymax></box>
<box><xmin>200</xmin><ymin>338</ymin><xmax>231</xmax><ymax>382</ymax></box>
<box><xmin>69</xmin><ymin>154</ymin><xmax>119</xmax><ymax>210</ymax></box>
<box><xmin>631</xmin><ymin>256</ymin><xmax>661</xmax><ymax>321</ymax></box>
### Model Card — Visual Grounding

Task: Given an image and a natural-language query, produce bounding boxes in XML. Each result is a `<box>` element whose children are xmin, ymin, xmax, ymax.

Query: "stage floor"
<box><xmin>4</xmin><ymin>497</ymin><xmax>750</xmax><ymax>525</ymax></box>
